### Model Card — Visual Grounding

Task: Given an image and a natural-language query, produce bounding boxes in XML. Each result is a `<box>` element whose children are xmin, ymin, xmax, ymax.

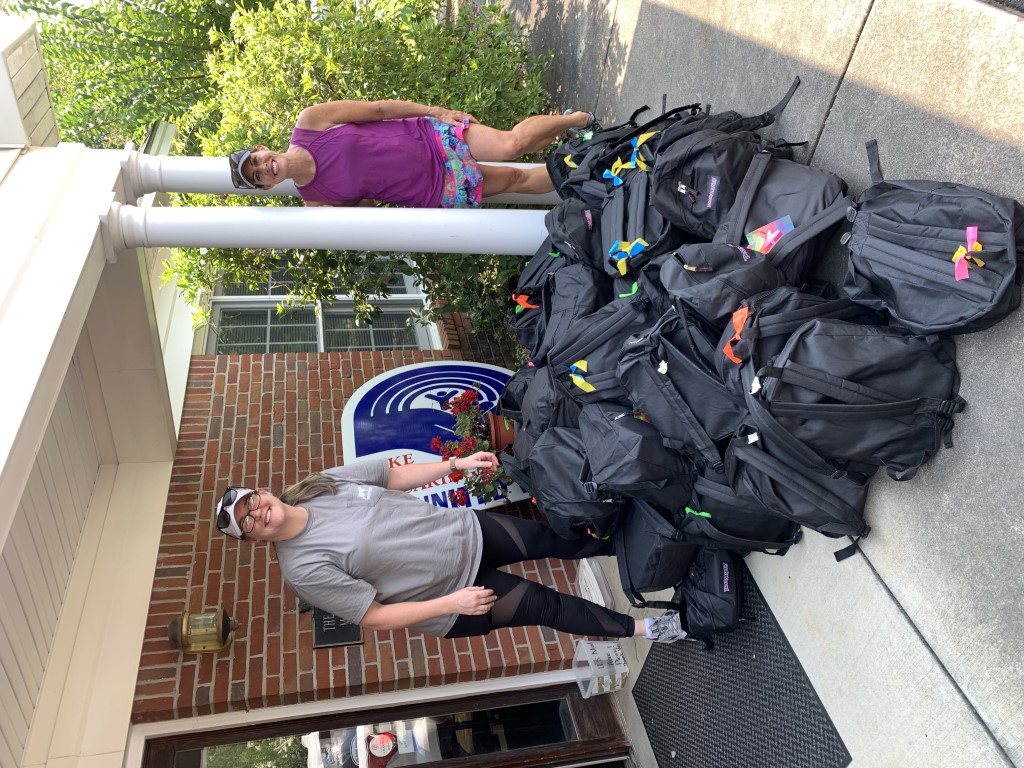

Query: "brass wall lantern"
<box><xmin>168</xmin><ymin>607</ymin><xmax>239</xmax><ymax>653</ymax></box>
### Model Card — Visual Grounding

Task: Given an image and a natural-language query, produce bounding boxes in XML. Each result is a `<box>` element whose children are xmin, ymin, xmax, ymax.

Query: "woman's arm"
<box><xmin>359</xmin><ymin>586</ymin><xmax>496</xmax><ymax>631</ymax></box>
<box><xmin>386</xmin><ymin>451</ymin><xmax>498</xmax><ymax>491</ymax></box>
<box><xmin>295</xmin><ymin>99</ymin><xmax>477</xmax><ymax>131</ymax></box>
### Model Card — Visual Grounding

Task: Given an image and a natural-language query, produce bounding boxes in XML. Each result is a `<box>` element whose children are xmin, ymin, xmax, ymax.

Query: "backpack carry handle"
<box><xmin>865</xmin><ymin>139</ymin><xmax>884</xmax><ymax>185</ymax></box>
<box><xmin>590</xmin><ymin>102</ymin><xmax>704</xmax><ymax>171</ymax></box>
<box><xmin>768</xmin><ymin>194</ymin><xmax>855</xmax><ymax>271</ymax></box>
<box><xmin>759</xmin><ymin>76</ymin><xmax>801</xmax><ymax>124</ymax></box>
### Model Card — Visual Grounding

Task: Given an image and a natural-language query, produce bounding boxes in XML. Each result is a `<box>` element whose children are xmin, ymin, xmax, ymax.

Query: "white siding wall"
<box><xmin>0</xmin><ymin>358</ymin><xmax>99</xmax><ymax>768</ymax></box>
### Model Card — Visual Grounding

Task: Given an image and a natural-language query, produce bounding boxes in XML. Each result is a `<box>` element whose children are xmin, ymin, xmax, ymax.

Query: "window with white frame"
<box><xmin>208</xmin><ymin>268</ymin><xmax>436</xmax><ymax>354</ymax></box>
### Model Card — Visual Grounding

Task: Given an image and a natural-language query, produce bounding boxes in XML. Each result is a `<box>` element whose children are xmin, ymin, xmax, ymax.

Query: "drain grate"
<box><xmin>633</xmin><ymin>568</ymin><xmax>851</xmax><ymax>768</ymax></box>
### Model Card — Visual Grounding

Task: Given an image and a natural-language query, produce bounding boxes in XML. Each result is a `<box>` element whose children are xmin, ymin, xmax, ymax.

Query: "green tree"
<box><xmin>205</xmin><ymin>736</ymin><xmax>306</xmax><ymax>768</ymax></box>
<box><xmin>2</xmin><ymin>0</ymin><xmax>268</xmax><ymax>149</ymax></box>
<box><xmin>168</xmin><ymin>0</ymin><xmax>549</xmax><ymax>331</ymax></box>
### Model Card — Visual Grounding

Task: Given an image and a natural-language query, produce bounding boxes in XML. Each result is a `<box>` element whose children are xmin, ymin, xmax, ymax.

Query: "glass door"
<box><xmin>145</xmin><ymin>685</ymin><xmax>629</xmax><ymax>768</ymax></box>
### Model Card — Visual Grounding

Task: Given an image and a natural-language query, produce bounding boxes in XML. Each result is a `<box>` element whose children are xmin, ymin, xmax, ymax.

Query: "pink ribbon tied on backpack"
<box><xmin>952</xmin><ymin>226</ymin><xmax>985</xmax><ymax>281</ymax></box>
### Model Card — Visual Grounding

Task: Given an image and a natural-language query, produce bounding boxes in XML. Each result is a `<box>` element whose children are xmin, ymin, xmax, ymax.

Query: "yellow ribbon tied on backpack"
<box><xmin>569</xmin><ymin>360</ymin><xmax>596</xmax><ymax>393</ymax></box>
<box><xmin>952</xmin><ymin>226</ymin><xmax>985</xmax><ymax>281</ymax></box>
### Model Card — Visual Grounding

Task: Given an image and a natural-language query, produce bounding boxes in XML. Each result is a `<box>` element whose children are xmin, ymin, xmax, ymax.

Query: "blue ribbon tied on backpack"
<box><xmin>607</xmin><ymin>238</ymin><xmax>649</xmax><ymax>275</ymax></box>
<box><xmin>602</xmin><ymin>132</ymin><xmax>658</xmax><ymax>186</ymax></box>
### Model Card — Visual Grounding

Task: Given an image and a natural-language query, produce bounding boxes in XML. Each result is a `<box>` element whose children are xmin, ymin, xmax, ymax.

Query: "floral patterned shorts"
<box><xmin>426</xmin><ymin>117</ymin><xmax>484</xmax><ymax>208</ymax></box>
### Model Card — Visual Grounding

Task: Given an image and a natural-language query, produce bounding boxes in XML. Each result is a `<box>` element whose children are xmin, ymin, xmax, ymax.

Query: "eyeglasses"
<box><xmin>228</xmin><ymin>149</ymin><xmax>258</xmax><ymax>190</ymax></box>
<box><xmin>217</xmin><ymin>488</ymin><xmax>261</xmax><ymax>537</ymax></box>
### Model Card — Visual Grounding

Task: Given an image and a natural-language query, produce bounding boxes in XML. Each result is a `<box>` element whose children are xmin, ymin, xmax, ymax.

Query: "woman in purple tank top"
<box><xmin>227</xmin><ymin>99</ymin><xmax>597</xmax><ymax>208</ymax></box>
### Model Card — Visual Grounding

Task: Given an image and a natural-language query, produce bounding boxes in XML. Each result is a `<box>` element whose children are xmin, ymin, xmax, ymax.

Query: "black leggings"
<box><xmin>445</xmin><ymin>510</ymin><xmax>635</xmax><ymax>639</ymax></box>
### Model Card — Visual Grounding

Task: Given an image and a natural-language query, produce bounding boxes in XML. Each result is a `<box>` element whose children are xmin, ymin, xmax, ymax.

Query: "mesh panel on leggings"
<box><xmin>489</xmin><ymin>571</ymin><xmax>631</xmax><ymax>638</ymax></box>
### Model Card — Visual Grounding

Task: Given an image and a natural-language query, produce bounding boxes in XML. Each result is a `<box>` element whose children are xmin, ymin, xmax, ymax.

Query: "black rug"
<box><xmin>632</xmin><ymin>569</ymin><xmax>850</xmax><ymax>768</ymax></box>
<box><xmin>986</xmin><ymin>0</ymin><xmax>1024</xmax><ymax>13</ymax></box>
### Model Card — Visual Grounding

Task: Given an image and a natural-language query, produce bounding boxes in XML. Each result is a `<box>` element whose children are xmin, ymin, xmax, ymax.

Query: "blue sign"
<box><xmin>341</xmin><ymin>362</ymin><xmax>527</xmax><ymax>509</ymax></box>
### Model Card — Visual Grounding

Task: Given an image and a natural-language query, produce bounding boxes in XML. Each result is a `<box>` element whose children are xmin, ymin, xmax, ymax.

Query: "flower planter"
<box><xmin>486</xmin><ymin>411</ymin><xmax>516</xmax><ymax>453</ymax></box>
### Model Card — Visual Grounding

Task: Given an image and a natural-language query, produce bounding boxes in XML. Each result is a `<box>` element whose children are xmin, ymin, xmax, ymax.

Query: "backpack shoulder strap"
<box><xmin>729</xmin><ymin>438</ymin><xmax>870</xmax><ymax>542</ymax></box>
<box><xmin>715</xmin><ymin>150</ymin><xmax>773</xmax><ymax>247</ymax></box>
<box><xmin>683</xmin><ymin>513</ymin><xmax>800</xmax><ymax>555</ymax></box>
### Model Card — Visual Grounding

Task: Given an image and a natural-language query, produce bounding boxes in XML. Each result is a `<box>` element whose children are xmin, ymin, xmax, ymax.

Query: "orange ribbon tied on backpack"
<box><xmin>512</xmin><ymin>293</ymin><xmax>539</xmax><ymax>314</ymax></box>
<box><xmin>952</xmin><ymin>226</ymin><xmax>985</xmax><ymax>281</ymax></box>
<box><xmin>722</xmin><ymin>305</ymin><xmax>750</xmax><ymax>365</ymax></box>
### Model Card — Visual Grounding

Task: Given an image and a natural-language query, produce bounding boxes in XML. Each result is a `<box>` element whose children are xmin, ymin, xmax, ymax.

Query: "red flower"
<box><xmin>430</xmin><ymin>436</ymin><xmax>443</xmax><ymax>452</ymax></box>
<box><xmin>448</xmin><ymin>488</ymin><xmax>470</xmax><ymax>507</ymax></box>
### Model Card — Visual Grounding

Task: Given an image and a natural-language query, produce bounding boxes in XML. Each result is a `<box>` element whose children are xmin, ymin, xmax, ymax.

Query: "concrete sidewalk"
<box><xmin>500</xmin><ymin>0</ymin><xmax>1024</xmax><ymax>765</ymax></box>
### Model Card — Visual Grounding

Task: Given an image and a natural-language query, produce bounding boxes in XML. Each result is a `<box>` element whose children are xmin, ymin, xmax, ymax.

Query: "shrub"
<box><xmin>167</xmin><ymin>0</ymin><xmax>550</xmax><ymax>329</ymax></box>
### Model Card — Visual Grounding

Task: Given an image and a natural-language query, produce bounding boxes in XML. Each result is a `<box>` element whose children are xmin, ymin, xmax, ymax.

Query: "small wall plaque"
<box><xmin>312</xmin><ymin>608</ymin><xmax>363</xmax><ymax>648</ymax></box>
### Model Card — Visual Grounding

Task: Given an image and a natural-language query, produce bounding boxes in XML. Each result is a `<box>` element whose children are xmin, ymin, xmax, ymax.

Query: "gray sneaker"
<box><xmin>647</xmin><ymin>611</ymin><xmax>688</xmax><ymax>643</ymax></box>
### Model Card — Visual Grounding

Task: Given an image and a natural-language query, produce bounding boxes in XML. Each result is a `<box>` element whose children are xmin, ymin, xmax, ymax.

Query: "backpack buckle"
<box><xmin>583</xmin><ymin>481</ymin><xmax>598</xmax><ymax>494</ymax></box>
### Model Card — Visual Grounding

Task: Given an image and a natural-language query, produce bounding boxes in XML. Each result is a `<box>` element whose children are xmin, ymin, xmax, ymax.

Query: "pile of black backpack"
<box><xmin>499</xmin><ymin>79</ymin><xmax>1024</xmax><ymax>642</ymax></box>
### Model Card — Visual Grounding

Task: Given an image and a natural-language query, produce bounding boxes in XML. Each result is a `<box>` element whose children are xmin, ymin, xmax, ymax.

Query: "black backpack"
<box><xmin>678</xmin><ymin>547</ymin><xmax>745</xmax><ymax>649</ymax></box>
<box><xmin>650</xmin><ymin>128</ymin><xmax>768</xmax><ymax>240</ymax></box>
<box><xmin>570</xmin><ymin>103</ymin><xmax>708</xmax><ymax>204</ymax></box>
<box><xmin>578</xmin><ymin>401</ymin><xmax>695</xmax><ymax>507</ymax></box>
<box><xmin>659</xmin><ymin>243</ymin><xmax>787</xmax><ymax>328</ymax></box>
<box><xmin>518</xmin><ymin>364</ymin><xmax>582</xmax><ymax>439</ymax></box>
<box><xmin>497</xmin><ymin>362</ymin><xmax>539</xmax><ymax>426</ymax></box>
<box><xmin>508</xmin><ymin>242</ymin><xmax>570</xmax><ymax>357</ymax></box>
<box><xmin>545</xmin><ymin>198</ymin><xmax>605</xmax><ymax>269</ymax></box>
<box><xmin>713</xmin><ymin>149</ymin><xmax>852</xmax><ymax>284</ymax></box>
<box><xmin>499</xmin><ymin>433</ymin><xmax>536</xmax><ymax>496</ymax></box>
<box><xmin>599</xmin><ymin>166</ymin><xmax>693</xmax><ymax>278</ymax></box>
<box><xmin>749</xmin><ymin>318</ymin><xmax>967</xmax><ymax>480</ymax></box>
<box><xmin>529</xmin><ymin>426</ymin><xmax>627</xmax><ymax>540</ymax></box>
<box><xmin>546</xmin><ymin>290</ymin><xmax>659</xmax><ymax>405</ymax></box>
<box><xmin>843</xmin><ymin>140</ymin><xmax>1024</xmax><ymax>335</ymax></box>
<box><xmin>724</xmin><ymin>413</ymin><xmax>874</xmax><ymax>552</ymax></box>
<box><xmin>617</xmin><ymin>307</ymin><xmax>746</xmax><ymax>473</ymax></box>
<box><xmin>546</xmin><ymin>105</ymin><xmax>654</xmax><ymax>202</ymax></box>
<box><xmin>715</xmin><ymin>285</ymin><xmax>888</xmax><ymax>397</ymax></box>
<box><xmin>678</xmin><ymin>473</ymin><xmax>803</xmax><ymax>556</ymax></box>
<box><xmin>530</xmin><ymin>262</ymin><xmax>614</xmax><ymax>364</ymax></box>
<box><xmin>614</xmin><ymin>499</ymin><xmax>698</xmax><ymax>605</ymax></box>
<box><xmin>594</xmin><ymin>76</ymin><xmax>801</xmax><ymax>198</ymax></box>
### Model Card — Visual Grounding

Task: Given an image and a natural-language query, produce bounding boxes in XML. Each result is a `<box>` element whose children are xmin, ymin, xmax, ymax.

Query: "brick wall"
<box><xmin>133</xmin><ymin>343</ymin><xmax>579</xmax><ymax>723</ymax></box>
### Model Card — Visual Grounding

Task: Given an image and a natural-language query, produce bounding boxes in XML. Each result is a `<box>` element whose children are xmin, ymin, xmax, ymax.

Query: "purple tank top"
<box><xmin>290</xmin><ymin>119</ymin><xmax>444</xmax><ymax>208</ymax></box>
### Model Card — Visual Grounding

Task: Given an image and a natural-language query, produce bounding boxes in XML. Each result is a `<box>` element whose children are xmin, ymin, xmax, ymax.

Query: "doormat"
<box><xmin>632</xmin><ymin>569</ymin><xmax>850</xmax><ymax>768</ymax></box>
<box><xmin>986</xmin><ymin>1</ymin><xmax>1023</xmax><ymax>13</ymax></box>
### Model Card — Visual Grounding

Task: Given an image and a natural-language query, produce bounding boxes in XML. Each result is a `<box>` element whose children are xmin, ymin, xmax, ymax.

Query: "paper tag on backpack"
<box><xmin>746</xmin><ymin>215</ymin><xmax>795</xmax><ymax>254</ymax></box>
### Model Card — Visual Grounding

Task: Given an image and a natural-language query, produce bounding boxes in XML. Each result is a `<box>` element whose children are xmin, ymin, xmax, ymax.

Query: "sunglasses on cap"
<box><xmin>216</xmin><ymin>487</ymin><xmax>261</xmax><ymax>539</ymax></box>
<box><xmin>228</xmin><ymin>149</ymin><xmax>258</xmax><ymax>190</ymax></box>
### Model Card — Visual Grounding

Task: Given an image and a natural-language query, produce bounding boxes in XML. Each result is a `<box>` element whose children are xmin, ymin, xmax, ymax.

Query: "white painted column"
<box><xmin>121</xmin><ymin>152</ymin><xmax>559</xmax><ymax>205</ymax></box>
<box><xmin>107</xmin><ymin>202</ymin><xmax>548</xmax><ymax>255</ymax></box>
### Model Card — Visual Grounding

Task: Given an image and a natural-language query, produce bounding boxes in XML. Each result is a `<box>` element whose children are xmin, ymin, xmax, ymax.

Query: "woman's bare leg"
<box><xmin>464</xmin><ymin>111</ymin><xmax>591</xmax><ymax>161</ymax></box>
<box><xmin>479</xmin><ymin>164</ymin><xmax>554</xmax><ymax>198</ymax></box>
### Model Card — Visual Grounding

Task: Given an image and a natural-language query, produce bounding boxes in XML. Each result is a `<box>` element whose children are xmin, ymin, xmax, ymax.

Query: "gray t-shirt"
<box><xmin>274</xmin><ymin>459</ymin><xmax>483</xmax><ymax>636</ymax></box>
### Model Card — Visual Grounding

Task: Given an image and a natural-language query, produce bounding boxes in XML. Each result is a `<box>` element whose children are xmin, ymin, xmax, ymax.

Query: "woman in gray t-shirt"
<box><xmin>215</xmin><ymin>452</ymin><xmax>686</xmax><ymax>643</ymax></box>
